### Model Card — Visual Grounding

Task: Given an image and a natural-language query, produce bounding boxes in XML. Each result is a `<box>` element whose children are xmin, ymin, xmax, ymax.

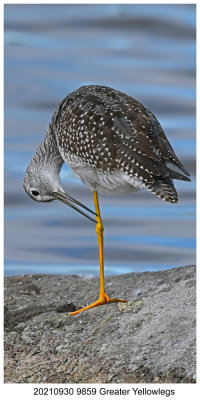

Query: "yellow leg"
<box><xmin>70</xmin><ymin>191</ymin><xmax>127</xmax><ymax>316</ymax></box>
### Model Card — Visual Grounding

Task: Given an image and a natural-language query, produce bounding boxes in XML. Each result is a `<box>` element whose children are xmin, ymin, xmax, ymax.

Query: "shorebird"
<box><xmin>23</xmin><ymin>85</ymin><xmax>190</xmax><ymax>315</ymax></box>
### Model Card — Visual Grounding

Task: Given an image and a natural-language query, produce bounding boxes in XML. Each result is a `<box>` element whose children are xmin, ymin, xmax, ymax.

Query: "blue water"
<box><xmin>4</xmin><ymin>4</ymin><xmax>196</xmax><ymax>277</ymax></box>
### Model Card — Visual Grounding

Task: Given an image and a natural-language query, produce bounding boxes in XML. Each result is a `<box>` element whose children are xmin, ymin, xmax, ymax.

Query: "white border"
<box><xmin>1</xmin><ymin>1</ymin><xmax>198</xmax><ymax>399</ymax></box>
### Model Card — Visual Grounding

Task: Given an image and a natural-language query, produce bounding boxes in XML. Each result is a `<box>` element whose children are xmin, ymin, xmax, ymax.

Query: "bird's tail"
<box><xmin>146</xmin><ymin>177</ymin><xmax>179</xmax><ymax>203</ymax></box>
<box><xmin>145</xmin><ymin>162</ymin><xmax>191</xmax><ymax>203</ymax></box>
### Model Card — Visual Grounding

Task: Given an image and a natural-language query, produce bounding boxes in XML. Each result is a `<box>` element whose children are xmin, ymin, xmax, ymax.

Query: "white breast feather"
<box><xmin>61</xmin><ymin>152</ymin><xmax>145</xmax><ymax>196</ymax></box>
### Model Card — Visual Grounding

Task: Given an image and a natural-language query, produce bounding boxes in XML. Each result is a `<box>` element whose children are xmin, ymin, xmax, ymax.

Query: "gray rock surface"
<box><xmin>4</xmin><ymin>265</ymin><xmax>196</xmax><ymax>383</ymax></box>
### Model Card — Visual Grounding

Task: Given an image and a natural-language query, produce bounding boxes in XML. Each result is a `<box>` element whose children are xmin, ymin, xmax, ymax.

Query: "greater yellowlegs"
<box><xmin>23</xmin><ymin>85</ymin><xmax>190</xmax><ymax>315</ymax></box>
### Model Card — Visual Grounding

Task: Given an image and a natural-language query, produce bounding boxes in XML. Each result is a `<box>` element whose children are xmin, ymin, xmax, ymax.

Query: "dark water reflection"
<box><xmin>4</xmin><ymin>4</ymin><xmax>196</xmax><ymax>276</ymax></box>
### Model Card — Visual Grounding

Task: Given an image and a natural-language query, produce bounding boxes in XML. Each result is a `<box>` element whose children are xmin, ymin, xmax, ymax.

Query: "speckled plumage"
<box><xmin>24</xmin><ymin>85</ymin><xmax>190</xmax><ymax>205</ymax></box>
<box><xmin>54</xmin><ymin>85</ymin><xmax>190</xmax><ymax>202</ymax></box>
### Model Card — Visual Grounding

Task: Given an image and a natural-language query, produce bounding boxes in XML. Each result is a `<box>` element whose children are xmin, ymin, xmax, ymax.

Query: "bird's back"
<box><xmin>54</xmin><ymin>85</ymin><xmax>190</xmax><ymax>202</ymax></box>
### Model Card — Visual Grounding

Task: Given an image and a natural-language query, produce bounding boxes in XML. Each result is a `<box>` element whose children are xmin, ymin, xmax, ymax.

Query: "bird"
<box><xmin>23</xmin><ymin>85</ymin><xmax>191</xmax><ymax>316</ymax></box>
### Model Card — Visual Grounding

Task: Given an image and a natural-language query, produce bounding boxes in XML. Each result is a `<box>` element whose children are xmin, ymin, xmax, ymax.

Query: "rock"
<box><xmin>4</xmin><ymin>265</ymin><xmax>196</xmax><ymax>383</ymax></box>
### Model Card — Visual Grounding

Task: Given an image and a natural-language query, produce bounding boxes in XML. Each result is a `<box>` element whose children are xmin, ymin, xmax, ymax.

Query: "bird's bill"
<box><xmin>53</xmin><ymin>190</ymin><xmax>97</xmax><ymax>223</ymax></box>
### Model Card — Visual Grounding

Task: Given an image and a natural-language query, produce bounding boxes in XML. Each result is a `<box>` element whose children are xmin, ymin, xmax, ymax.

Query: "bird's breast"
<box><xmin>59</xmin><ymin>150</ymin><xmax>143</xmax><ymax>196</ymax></box>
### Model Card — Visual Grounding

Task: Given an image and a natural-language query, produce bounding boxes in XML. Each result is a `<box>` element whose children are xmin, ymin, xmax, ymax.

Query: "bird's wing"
<box><xmin>55</xmin><ymin>87</ymin><xmax>190</xmax><ymax>186</ymax></box>
<box><xmin>109</xmin><ymin>112</ymin><xmax>190</xmax><ymax>203</ymax></box>
<box><xmin>110</xmin><ymin>99</ymin><xmax>190</xmax><ymax>185</ymax></box>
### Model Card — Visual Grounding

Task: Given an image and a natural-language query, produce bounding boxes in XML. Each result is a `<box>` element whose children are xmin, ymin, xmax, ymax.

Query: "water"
<box><xmin>4</xmin><ymin>4</ymin><xmax>196</xmax><ymax>277</ymax></box>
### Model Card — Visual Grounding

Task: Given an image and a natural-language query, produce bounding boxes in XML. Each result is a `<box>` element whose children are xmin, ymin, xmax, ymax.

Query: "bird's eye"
<box><xmin>31</xmin><ymin>190</ymin><xmax>40</xmax><ymax>197</ymax></box>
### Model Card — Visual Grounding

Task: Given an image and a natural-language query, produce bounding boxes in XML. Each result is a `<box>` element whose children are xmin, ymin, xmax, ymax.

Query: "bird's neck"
<box><xmin>28</xmin><ymin>122</ymin><xmax>64</xmax><ymax>183</ymax></box>
<box><xmin>42</xmin><ymin>122</ymin><xmax>64</xmax><ymax>170</ymax></box>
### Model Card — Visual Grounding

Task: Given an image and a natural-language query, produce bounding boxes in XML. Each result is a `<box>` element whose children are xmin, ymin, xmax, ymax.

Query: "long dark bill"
<box><xmin>53</xmin><ymin>190</ymin><xmax>97</xmax><ymax>223</ymax></box>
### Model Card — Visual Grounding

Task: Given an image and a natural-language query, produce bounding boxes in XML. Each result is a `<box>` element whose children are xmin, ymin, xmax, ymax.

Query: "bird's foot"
<box><xmin>69</xmin><ymin>292</ymin><xmax>127</xmax><ymax>316</ymax></box>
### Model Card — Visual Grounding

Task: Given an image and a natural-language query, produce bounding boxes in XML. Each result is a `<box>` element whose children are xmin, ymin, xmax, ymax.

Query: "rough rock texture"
<box><xmin>4</xmin><ymin>265</ymin><xmax>196</xmax><ymax>383</ymax></box>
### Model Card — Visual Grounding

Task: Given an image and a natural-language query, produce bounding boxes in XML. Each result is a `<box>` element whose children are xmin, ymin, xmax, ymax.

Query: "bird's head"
<box><xmin>23</xmin><ymin>164</ymin><xmax>97</xmax><ymax>222</ymax></box>
<box><xmin>23</xmin><ymin>168</ymin><xmax>57</xmax><ymax>203</ymax></box>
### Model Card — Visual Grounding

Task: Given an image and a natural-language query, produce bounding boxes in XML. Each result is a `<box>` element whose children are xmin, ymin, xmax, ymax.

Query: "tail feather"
<box><xmin>146</xmin><ymin>177</ymin><xmax>178</xmax><ymax>203</ymax></box>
